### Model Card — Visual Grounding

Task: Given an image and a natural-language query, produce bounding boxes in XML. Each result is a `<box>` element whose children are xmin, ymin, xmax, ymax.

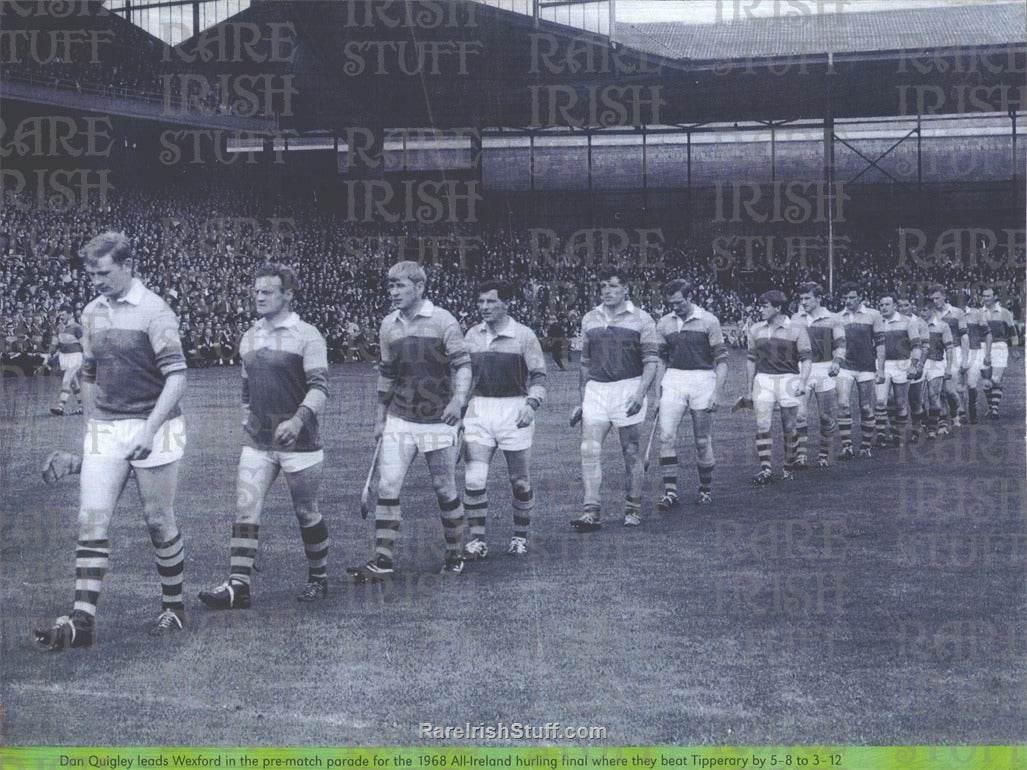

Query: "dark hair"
<box><xmin>80</xmin><ymin>231</ymin><xmax>133</xmax><ymax>265</ymax></box>
<box><xmin>597</xmin><ymin>265</ymin><xmax>630</xmax><ymax>286</ymax></box>
<box><xmin>759</xmin><ymin>290</ymin><xmax>788</xmax><ymax>310</ymax></box>
<box><xmin>839</xmin><ymin>282</ymin><xmax>861</xmax><ymax>297</ymax></box>
<box><xmin>928</xmin><ymin>283</ymin><xmax>947</xmax><ymax>296</ymax></box>
<box><xmin>878</xmin><ymin>291</ymin><xmax>897</xmax><ymax>304</ymax></box>
<box><xmin>799</xmin><ymin>282</ymin><xmax>824</xmax><ymax>298</ymax></box>
<box><xmin>254</xmin><ymin>263</ymin><xmax>300</xmax><ymax>295</ymax></box>
<box><xmin>661</xmin><ymin>278</ymin><xmax>692</xmax><ymax>299</ymax></box>
<box><xmin>477</xmin><ymin>279</ymin><xmax>514</xmax><ymax>302</ymax></box>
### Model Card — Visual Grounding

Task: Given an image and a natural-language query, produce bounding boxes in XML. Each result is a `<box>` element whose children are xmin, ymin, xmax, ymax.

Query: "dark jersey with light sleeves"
<box><xmin>798</xmin><ymin>307</ymin><xmax>845</xmax><ymax>364</ymax></box>
<box><xmin>925</xmin><ymin>316</ymin><xmax>954</xmax><ymax>361</ymax></box>
<box><xmin>939</xmin><ymin>305</ymin><xmax>969</xmax><ymax>345</ymax></box>
<box><xmin>580</xmin><ymin>302</ymin><xmax>661</xmax><ymax>383</ymax></box>
<box><xmin>881</xmin><ymin>314</ymin><xmax>920</xmax><ymax>361</ymax></box>
<box><xmin>747</xmin><ymin>316</ymin><xmax>812</xmax><ymax>375</ymax></box>
<box><xmin>240</xmin><ymin>313</ymin><xmax>329</xmax><ymax>452</ymax></box>
<box><xmin>56</xmin><ymin>322</ymin><xmax>84</xmax><ymax>353</ymax></box>
<box><xmin>839</xmin><ymin>305</ymin><xmax>884</xmax><ymax>372</ymax></box>
<box><xmin>656</xmin><ymin>307</ymin><xmax>728</xmax><ymax>371</ymax></box>
<box><xmin>964</xmin><ymin>308</ymin><xmax>989</xmax><ymax>350</ymax></box>
<box><xmin>378</xmin><ymin>300</ymin><xmax>471</xmax><ymax>424</ymax></box>
<box><xmin>465</xmin><ymin>318</ymin><xmax>547</xmax><ymax>401</ymax></box>
<box><xmin>982</xmin><ymin>304</ymin><xmax>1016</xmax><ymax>343</ymax></box>
<box><xmin>81</xmin><ymin>278</ymin><xmax>186</xmax><ymax>420</ymax></box>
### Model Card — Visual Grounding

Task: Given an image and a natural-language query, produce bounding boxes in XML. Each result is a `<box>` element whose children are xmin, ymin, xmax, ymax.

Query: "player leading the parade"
<box><xmin>198</xmin><ymin>264</ymin><xmax>331</xmax><ymax>610</ymax></box>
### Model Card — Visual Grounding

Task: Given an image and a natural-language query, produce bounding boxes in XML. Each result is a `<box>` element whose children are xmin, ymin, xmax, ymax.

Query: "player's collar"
<box><xmin>390</xmin><ymin>299</ymin><xmax>435</xmax><ymax>324</ymax></box>
<box><xmin>803</xmin><ymin>306</ymin><xmax>830</xmax><ymax>321</ymax></box>
<box><xmin>769</xmin><ymin>313</ymin><xmax>790</xmax><ymax>329</ymax></box>
<box><xmin>97</xmin><ymin>277</ymin><xmax>145</xmax><ymax>307</ymax></box>
<box><xmin>676</xmin><ymin>305</ymin><xmax>702</xmax><ymax>325</ymax></box>
<box><xmin>477</xmin><ymin>316</ymin><xmax>514</xmax><ymax>337</ymax></box>
<box><xmin>598</xmin><ymin>300</ymin><xmax>635</xmax><ymax>320</ymax></box>
<box><xmin>257</xmin><ymin>311</ymin><xmax>299</xmax><ymax>330</ymax></box>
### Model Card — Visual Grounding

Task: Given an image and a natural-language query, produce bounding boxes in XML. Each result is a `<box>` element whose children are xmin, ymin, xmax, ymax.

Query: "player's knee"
<box><xmin>621</xmin><ymin>442</ymin><xmax>640</xmax><ymax>464</ymax></box>
<box><xmin>820</xmin><ymin>414</ymin><xmax>836</xmax><ymax>431</ymax></box>
<box><xmin>464</xmin><ymin>461</ymin><xmax>489</xmax><ymax>491</ymax></box>
<box><xmin>77</xmin><ymin>507</ymin><xmax>111</xmax><ymax>540</ymax></box>
<box><xmin>510</xmin><ymin>476</ymin><xmax>531</xmax><ymax>497</ymax></box>
<box><xmin>580</xmin><ymin>439</ymin><xmax>601</xmax><ymax>459</ymax></box>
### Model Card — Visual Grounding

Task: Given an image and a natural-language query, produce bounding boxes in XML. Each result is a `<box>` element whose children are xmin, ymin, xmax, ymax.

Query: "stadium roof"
<box><xmin>162</xmin><ymin>0</ymin><xmax>1026</xmax><ymax>131</ymax></box>
<box><xmin>614</xmin><ymin>2</ymin><xmax>1026</xmax><ymax>61</ymax></box>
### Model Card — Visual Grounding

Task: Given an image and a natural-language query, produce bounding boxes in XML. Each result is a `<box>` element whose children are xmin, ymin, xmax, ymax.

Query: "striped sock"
<box><xmin>860</xmin><ymin>417</ymin><xmax>875</xmax><ymax>451</ymax></box>
<box><xmin>583</xmin><ymin>503</ymin><xmax>601</xmax><ymax>521</ymax></box>
<box><xmin>512</xmin><ymin>487</ymin><xmax>534</xmax><ymax>541</ymax></box>
<box><xmin>927</xmin><ymin>408</ymin><xmax>940</xmax><ymax>433</ymax></box>
<box><xmin>73</xmin><ymin>539</ymin><xmax>109</xmax><ymax>618</ymax></box>
<box><xmin>784</xmin><ymin>430</ymin><xmax>798</xmax><ymax>469</ymax></box>
<box><xmin>818</xmin><ymin>423</ymin><xmax>833</xmax><ymax>461</ymax></box>
<box><xmin>229</xmin><ymin>522</ymin><xmax>259</xmax><ymax>586</ymax></box>
<box><xmin>153</xmin><ymin>531</ymin><xmax>185</xmax><ymax>612</ymax></box>
<box><xmin>796</xmin><ymin>426</ymin><xmax>808</xmax><ymax>463</ymax></box>
<box><xmin>374</xmin><ymin>497</ymin><xmax>402</xmax><ymax>562</ymax></box>
<box><xmin>58</xmin><ymin>389</ymin><xmax>70</xmax><ymax>407</ymax></box>
<box><xmin>756</xmin><ymin>431</ymin><xmax>772</xmax><ymax>470</ymax></box>
<box><xmin>660</xmin><ymin>454</ymin><xmax>678</xmax><ymax>497</ymax></box>
<box><xmin>299</xmin><ymin>518</ymin><xmax>328</xmax><ymax>580</ymax></box>
<box><xmin>697</xmin><ymin>464</ymin><xmax>714</xmax><ymax>494</ymax></box>
<box><xmin>838</xmin><ymin>415</ymin><xmax>852</xmax><ymax>449</ymax></box>
<box><xmin>945</xmin><ymin>391</ymin><xmax>961</xmax><ymax>421</ymax></box>
<box><xmin>875</xmin><ymin>407</ymin><xmax>889</xmax><ymax>442</ymax></box>
<box><xmin>464</xmin><ymin>487</ymin><xmax>488</xmax><ymax>540</ymax></box>
<box><xmin>988</xmin><ymin>386</ymin><xmax>1002</xmax><ymax>414</ymax></box>
<box><xmin>439</xmin><ymin>496</ymin><xmax>464</xmax><ymax>559</ymax></box>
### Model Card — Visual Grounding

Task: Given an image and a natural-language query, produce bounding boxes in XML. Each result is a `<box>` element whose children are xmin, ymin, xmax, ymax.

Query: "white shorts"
<box><xmin>464</xmin><ymin>396</ymin><xmax>534</xmax><ymax>452</ymax></box>
<box><xmin>923</xmin><ymin>359</ymin><xmax>948</xmax><ymax>381</ymax></box>
<box><xmin>808</xmin><ymin>361</ymin><xmax>837</xmax><ymax>394</ymax></box>
<box><xmin>58</xmin><ymin>352</ymin><xmax>83</xmax><ymax>371</ymax></box>
<box><xmin>239</xmin><ymin>444</ymin><xmax>323</xmax><ymax>474</ymax></box>
<box><xmin>837</xmin><ymin>367</ymin><xmax>876</xmax><ymax>385</ymax></box>
<box><xmin>583</xmin><ymin>377</ymin><xmax>646</xmax><ymax>427</ymax></box>
<box><xmin>383</xmin><ymin>414</ymin><xmax>459</xmax><ymax>455</ymax></box>
<box><xmin>753</xmin><ymin>372</ymin><xmax>802</xmax><ymax>409</ymax></box>
<box><xmin>881</xmin><ymin>359</ymin><xmax>910</xmax><ymax>386</ymax></box>
<box><xmin>660</xmin><ymin>368</ymin><xmax>717</xmax><ymax>412</ymax></box>
<box><xmin>990</xmin><ymin>342</ymin><xmax>1008</xmax><ymax>369</ymax></box>
<box><xmin>83</xmin><ymin>416</ymin><xmax>187</xmax><ymax>469</ymax></box>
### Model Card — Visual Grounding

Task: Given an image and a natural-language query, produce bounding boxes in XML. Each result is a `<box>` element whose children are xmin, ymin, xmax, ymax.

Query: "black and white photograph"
<box><xmin>1</xmin><ymin>0</ymin><xmax>1025</xmax><ymax>752</ymax></box>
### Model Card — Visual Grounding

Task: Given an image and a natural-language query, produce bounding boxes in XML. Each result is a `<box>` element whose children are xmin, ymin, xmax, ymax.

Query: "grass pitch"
<box><xmin>1</xmin><ymin>351</ymin><xmax>1024</xmax><ymax>746</ymax></box>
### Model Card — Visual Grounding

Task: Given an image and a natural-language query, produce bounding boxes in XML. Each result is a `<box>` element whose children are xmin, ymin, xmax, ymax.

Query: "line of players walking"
<box><xmin>33</xmin><ymin>231</ymin><xmax>1020</xmax><ymax>650</ymax></box>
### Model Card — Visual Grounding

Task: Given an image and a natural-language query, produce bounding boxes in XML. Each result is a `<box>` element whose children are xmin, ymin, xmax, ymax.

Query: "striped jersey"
<box><xmin>797</xmin><ymin>306</ymin><xmax>845</xmax><ymax>364</ymax></box>
<box><xmin>938</xmin><ymin>304</ymin><xmax>969</xmax><ymax>345</ymax></box>
<box><xmin>81</xmin><ymin>278</ymin><xmax>187</xmax><ymax>420</ymax></box>
<box><xmin>240</xmin><ymin>312</ymin><xmax>329</xmax><ymax>452</ymax></box>
<box><xmin>378</xmin><ymin>299</ymin><xmax>471</xmax><ymax>424</ymax></box>
<box><xmin>580</xmin><ymin>301</ymin><xmax>661</xmax><ymax>383</ymax></box>
<box><xmin>964</xmin><ymin>307</ymin><xmax>990</xmax><ymax>350</ymax></box>
<box><xmin>464</xmin><ymin>317</ymin><xmax>547</xmax><ymax>402</ymax></box>
<box><xmin>982</xmin><ymin>303</ymin><xmax>1017</xmax><ymax>344</ymax></box>
<box><xmin>839</xmin><ymin>304</ymin><xmax>884</xmax><ymax>372</ymax></box>
<box><xmin>656</xmin><ymin>306</ymin><xmax>728</xmax><ymax>371</ymax></box>
<box><xmin>747</xmin><ymin>315</ymin><xmax>812</xmax><ymax>375</ymax></box>
<box><xmin>905</xmin><ymin>313</ymin><xmax>930</xmax><ymax>357</ymax></box>
<box><xmin>880</xmin><ymin>313</ymin><xmax>921</xmax><ymax>361</ymax></box>
<box><xmin>924</xmin><ymin>315</ymin><xmax>954</xmax><ymax>361</ymax></box>
<box><xmin>56</xmin><ymin>321</ymin><xmax>84</xmax><ymax>354</ymax></box>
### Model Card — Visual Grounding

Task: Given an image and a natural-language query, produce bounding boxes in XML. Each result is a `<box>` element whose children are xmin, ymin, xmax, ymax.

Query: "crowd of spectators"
<box><xmin>2</xmin><ymin>179</ymin><xmax>1024</xmax><ymax>375</ymax></box>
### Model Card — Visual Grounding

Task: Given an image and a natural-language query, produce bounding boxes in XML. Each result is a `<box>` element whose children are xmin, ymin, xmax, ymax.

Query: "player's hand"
<box><xmin>731</xmin><ymin>396</ymin><xmax>754</xmax><ymax>412</ymax></box>
<box><xmin>42</xmin><ymin>450</ymin><xmax>80</xmax><ymax>484</ymax></box>
<box><xmin>440</xmin><ymin>397</ymin><xmax>465</xmax><ymax>426</ymax></box>
<box><xmin>273</xmin><ymin>416</ymin><xmax>303</xmax><ymax>447</ymax></box>
<box><xmin>828</xmin><ymin>362</ymin><xmax>841</xmax><ymax>377</ymax></box>
<box><xmin>875</xmin><ymin>374</ymin><xmax>885</xmax><ymax>385</ymax></box>
<box><xmin>795</xmin><ymin>382</ymin><xmax>808</xmax><ymax>397</ymax></box>
<box><xmin>1011</xmin><ymin>348</ymin><xmax>1021</xmax><ymax>362</ymax></box>
<box><xmin>515</xmin><ymin>404</ymin><xmax>535</xmax><ymax>428</ymax></box>
<box><xmin>373</xmin><ymin>419</ymin><xmax>385</xmax><ymax>442</ymax></box>
<box><xmin>125</xmin><ymin>424</ymin><xmax>158</xmax><ymax>462</ymax></box>
<box><xmin>983</xmin><ymin>356</ymin><xmax>991</xmax><ymax>367</ymax></box>
<box><xmin>569</xmin><ymin>406</ymin><xmax>583</xmax><ymax>427</ymax></box>
<box><xmin>625</xmin><ymin>395</ymin><xmax>644</xmax><ymax>417</ymax></box>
